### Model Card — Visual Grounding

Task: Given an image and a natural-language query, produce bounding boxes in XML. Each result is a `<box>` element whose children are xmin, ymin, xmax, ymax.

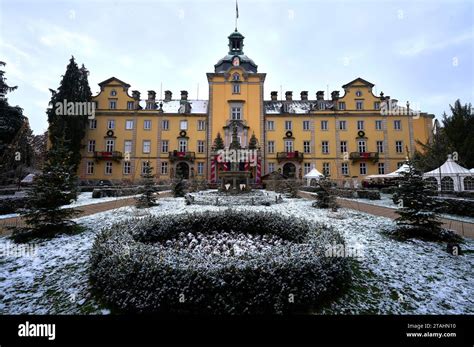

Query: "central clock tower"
<box><xmin>207</xmin><ymin>29</ymin><xmax>266</xmax><ymax>183</ymax></box>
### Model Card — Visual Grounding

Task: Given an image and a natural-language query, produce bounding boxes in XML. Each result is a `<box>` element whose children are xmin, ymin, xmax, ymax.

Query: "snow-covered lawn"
<box><xmin>0</xmin><ymin>192</ymin><xmax>137</xmax><ymax>220</ymax></box>
<box><xmin>1</xmin><ymin>191</ymin><xmax>473</xmax><ymax>314</ymax></box>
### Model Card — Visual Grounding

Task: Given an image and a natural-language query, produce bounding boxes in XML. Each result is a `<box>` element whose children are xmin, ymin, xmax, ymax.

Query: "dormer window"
<box><xmin>232</xmin><ymin>73</ymin><xmax>240</xmax><ymax>81</ymax></box>
<box><xmin>356</xmin><ymin>90</ymin><xmax>362</xmax><ymax>97</ymax></box>
<box><xmin>110</xmin><ymin>89</ymin><xmax>117</xmax><ymax>96</ymax></box>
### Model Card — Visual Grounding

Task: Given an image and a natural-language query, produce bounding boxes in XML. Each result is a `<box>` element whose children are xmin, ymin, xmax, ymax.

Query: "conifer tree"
<box><xmin>14</xmin><ymin>137</ymin><xmax>80</xmax><ymax>241</ymax></box>
<box><xmin>136</xmin><ymin>161</ymin><xmax>158</xmax><ymax>208</ymax></box>
<box><xmin>212</xmin><ymin>132</ymin><xmax>225</xmax><ymax>151</ymax></box>
<box><xmin>248</xmin><ymin>133</ymin><xmax>258</xmax><ymax>150</ymax></box>
<box><xmin>47</xmin><ymin>57</ymin><xmax>92</xmax><ymax>172</ymax></box>
<box><xmin>312</xmin><ymin>177</ymin><xmax>337</xmax><ymax>210</ymax></box>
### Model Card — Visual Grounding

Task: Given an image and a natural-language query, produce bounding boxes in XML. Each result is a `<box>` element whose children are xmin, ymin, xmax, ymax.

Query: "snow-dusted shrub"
<box><xmin>90</xmin><ymin>210</ymin><xmax>350</xmax><ymax>314</ymax></box>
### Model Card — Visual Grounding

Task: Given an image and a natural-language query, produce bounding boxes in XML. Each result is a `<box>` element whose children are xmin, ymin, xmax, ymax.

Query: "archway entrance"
<box><xmin>176</xmin><ymin>162</ymin><xmax>190</xmax><ymax>179</ymax></box>
<box><xmin>283</xmin><ymin>163</ymin><xmax>296</xmax><ymax>179</ymax></box>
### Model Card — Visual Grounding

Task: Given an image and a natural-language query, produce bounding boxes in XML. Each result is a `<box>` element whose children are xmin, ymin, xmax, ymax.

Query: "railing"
<box><xmin>349</xmin><ymin>152</ymin><xmax>379</xmax><ymax>162</ymax></box>
<box><xmin>276</xmin><ymin>151</ymin><xmax>304</xmax><ymax>162</ymax></box>
<box><xmin>169</xmin><ymin>151</ymin><xmax>196</xmax><ymax>162</ymax></box>
<box><xmin>93</xmin><ymin>151</ymin><xmax>123</xmax><ymax>161</ymax></box>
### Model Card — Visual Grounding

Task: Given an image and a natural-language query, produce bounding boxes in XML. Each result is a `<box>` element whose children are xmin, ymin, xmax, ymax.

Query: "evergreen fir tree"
<box><xmin>172</xmin><ymin>165</ymin><xmax>186</xmax><ymax>197</ymax></box>
<box><xmin>136</xmin><ymin>161</ymin><xmax>158</xmax><ymax>208</ymax></box>
<box><xmin>312</xmin><ymin>177</ymin><xmax>337</xmax><ymax>210</ymax></box>
<box><xmin>392</xmin><ymin>162</ymin><xmax>457</xmax><ymax>241</ymax></box>
<box><xmin>14</xmin><ymin>137</ymin><xmax>80</xmax><ymax>241</ymax></box>
<box><xmin>248</xmin><ymin>133</ymin><xmax>258</xmax><ymax>150</ymax></box>
<box><xmin>212</xmin><ymin>132</ymin><xmax>225</xmax><ymax>151</ymax></box>
<box><xmin>47</xmin><ymin>57</ymin><xmax>92</xmax><ymax>172</ymax></box>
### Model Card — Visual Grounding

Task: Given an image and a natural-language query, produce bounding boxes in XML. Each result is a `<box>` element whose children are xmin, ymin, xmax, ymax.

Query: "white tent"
<box><xmin>423</xmin><ymin>155</ymin><xmax>473</xmax><ymax>191</ymax></box>
<box><xmin>304</xmin><ymin>167</ymin><xmax>323</xmax><ymax>186</ymax></box>
<box><xmin>366</xmin><ymin>163</ymin><xmax>410</xmax><ymax>179</ymax></box>
<box><xmin>20</xmin><ymin>173</ymin><xmax>35</xmax><ymax>184</ymax></box>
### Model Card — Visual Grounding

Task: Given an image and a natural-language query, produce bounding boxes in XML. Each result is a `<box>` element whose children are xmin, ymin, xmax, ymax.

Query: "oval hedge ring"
<box><xmin>106</xmin><ymin>130</ymin><xmax>114</xmax><ymax>137</ymax></box>
<box><xmin>89</xmin><ymin>210</ymin><xmax>350</xmax><ymax>314</ymax></box>
<box><xmin>357</xmin><ymin>130</ymin><xmax>365</xmax><ymax>138</ymax></box>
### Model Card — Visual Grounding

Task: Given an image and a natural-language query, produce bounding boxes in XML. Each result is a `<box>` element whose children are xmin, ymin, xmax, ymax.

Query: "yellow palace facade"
<box><xmin>79</xmin><ymin>29</ymin><xmax>434</xmax><ymax>184</ymax></box>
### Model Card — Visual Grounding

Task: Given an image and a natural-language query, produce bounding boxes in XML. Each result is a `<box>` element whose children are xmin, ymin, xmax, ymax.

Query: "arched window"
<box><xmin>110</xmin><ymin>89</ymin><xmax>117</xmax><ymax>96</ymax></box>
<box><xmin>463</xmin><ymin>176</ymin><xmax>474</xmax><ymax>191</ymax></box>
<box><xmin>232</xmin><ymin>73</ymin><xmax>240</xmax><ymax>81</ymax></box>
<box><xmin>424</xmin><ymin>177</ymin><xmax>438</xmax><ymax>190</ymax></box>
<box><xmin>441</xmin><ymin>176</ymin><xmax>454</xmax><ymax>191</ymax></box>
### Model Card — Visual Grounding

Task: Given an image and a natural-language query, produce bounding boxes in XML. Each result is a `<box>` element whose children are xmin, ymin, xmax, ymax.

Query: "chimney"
<box><xmin>132</xmin><ymin>90</ymin><xmax>140</xmax><ymax>100</ymax></box>
<box><xmin>316</xmin><ymin>91</ymin><xmax>324</xmax><ymax>100</ymax></box>
<box><xmin>285</xmin><ymin>91</ymin><xmax>293</xmax><ymax>101</ymax></box>
<box><xmin>164</xmin><ymin>90</ymin><xmax>172</xmax><ymax>101</ymax></box>
<box><xmin>331</xmin><ymin>91</ymin><xmax>340</xmax><ymax>101</ymax></box>
<box><xmin>270</xmin><ymin>91</ymin><xmax>278</xmax><ymax>101</ymax></box>
<box><xmin>181</xmin><ymin>90</ymin><xmax>188</xmax><ymax>101</ymax></box>
<box><xmin>147</xmin><ymin>90</ymin><xmax>156</xmax><ymax>100</ymax></box>
<box><xmin>300</xmin><ymin>91</ymin><xmax>308</xmax><ymax>101</ymax></box>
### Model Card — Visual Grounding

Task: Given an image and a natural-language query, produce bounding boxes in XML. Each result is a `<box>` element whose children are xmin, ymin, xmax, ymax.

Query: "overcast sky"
<box><xmin>1</xmin><ymin>0</ymin><xmax>473</xmax><ymax>135</ymax></box>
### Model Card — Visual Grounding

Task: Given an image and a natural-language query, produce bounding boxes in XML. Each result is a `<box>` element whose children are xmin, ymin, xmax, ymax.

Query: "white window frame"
<box><xmin>197</xmin><ymin>162</ymin><xmax>204</xmax><ymax>175</ymax></box>
<box><xmin>321</xmin><ymin>141</ymin><xmax>329</xmax><ymax>154</ymax></box>
<box><xmin>267</xmin><ymin>120</ymin><xmax>275</xmax><ymax>131</ymax></box>
<box><xmin>197</xmin><ymin>120</ymin><xmax>206</xmax><ymax>131</ymax></box>
<box><xmin>88</xmin><ymin>140</ymin><xmax>96</xmax><ymax>153</ymax></box>
<box><xmin>89</xmin><ymin>119</ymin><xmax>97</xmax><ymax>129</ymax></box>
<box><xmin>106</xmin><ymin>139</ymin><xmax>115</xmax><ymax>152</ymax></box>
<box><xmin>357</xmin><ymin>120</ymin><xmax>364</xmax><ymax>130</ymax></box>
<box><xmin>127</xmin><ymin>101</ymin><xmax>134</xmax><ymax>110</ymax></box>
<box><xmin>162</xmin><ymin>120</ymin><xmax>169</xmax><ymax>130</ymax></box>
<box><xmin>123</xmin><ymin>161</ymin><xmax>131</xmax><ymax>175</ymax></box>
<box><xmin>161</xmin><ymin>140</ymin><xmax>169</xmax><ymax>153</ymax></box>
<box><xmin>107</xmin><ymin>119</ymin><xmax>115</xmax><ymax>129</ymax></box>
<box><xmin>304</xmin><ymin>163</ymin><xmax>311</xmax><ymax>175</ymax></box>
<box><xmin>124</xmin><ymin>140</ymin><xmax>132</xmax><ymax>154</ymax></box>
<box><xmin>179</xmin><ymin>139</ymin><xmax>187</xmax><ymax>152</ymax></box>
<box><xmin>376</xmin><ymin>141</ymin><xmax>384</xmax><ymax>153</ymax></box>
<box><xmin>285</xmin><ymin>121</ymin><xmax>292</xmax><ymax>131</ymax></box>
<box><xmin>378</xmin><ymin>163</ymin><xmax>385</xmax><ymax>175</ymax></box>
<box><xmin>358</xmin><ymin>140</ymin><xmax>366</xmax><ymax>153</ymax></box>
<box><xmin>303</xmin><ymin>120</ymin><xmax>310</xmax><ymax>131</ymax></box>
<box><xmin>144</xmin><ymin>120</ymin><xmax>152</xmax><ymax>130</ymax></box>
<box><xmin>338</xmin><ymin>102</ymin><xmax>346</xmax><ymax>110</ymax></box>
<box><xmin>267</xmin><ymin>141</ymin><xmax>275</xmax><ymax>153</ymax></box>
<box><xmin>197</xmin><ymin>140</ymin><xmax>205</xmax><ymax>153</ymax></box>
<box><xmin>143</xmin><ymin>140</ymin><xmax>151</xmax><ymax>154</ymax></box>
<box><xmin>180</xmin><ymin>120</ymin><xmax>188</xmax><ymax>130</ymax></box>
<box><xmin>359</xmin><ymin>162</ymin><xmax>367</xmax><ymax>175</ymax></box>
<box><xmin>339</xmin><ymin>120</ymin><xmax>346</xmax><ymax>130</ymax></box>
<box><xmin>303</xmin><ymin>141</ymin><xmax>311</xmax><ymax>154</ymax></box>
<box><xmin>105</xmin><ymin>161</ymin><xmax>113</xmax><ymax>175</ymax></box>
<box><xmin>268</xmin><ymin>162</ymin><xmax>275</xmax><ymax>173</ymax></box>
<box><xmin>340</xmin><ymin>141</ymin><xmax>347</xmax><ymax>153</ymax></box>
<box><xmin>375</xmin><ymin>120</ymin><xmax>383</xmax><ymax>130</ymax></box>
<box><xmin>109</xmin><ymin>100</ymin><xmax>117</xmax><ymax>110</ymax></box>
<box><xmin>394</xmin><ymin>120</ymin><xmax>402</xmax><ymax>130</ymax></box>
<box><xmin>125</xmin><ymin>120</ymin><xmax>134</xmax><ymax>130</ymax></box>
<box><xmin>231</xmin><ymin>106</ymin><xmax>242</xmax><ymax>120</ymax></box>
<box><xmin>341</xmin><ymin>163</ymin><xmax>349</xmax><ymax>176</ymax></box>
<box><xmin>86</xmin><ymin>161</ymin><xmax>94</xmax><ymax>175</ymax></box>
<box><xmin>321</xmin><ymin>120</ymin><xmax>328</xmax><ymax>131</ymax></box>
<box><xmin>161</xmin><ymin>162</ymin><xmax>168</xmax><ymax>175</ymax></box>
<box><xmin>285</xmin><ymin>140</ymin><xmax>294</xmax><ymax>152</ymax></box>
<box><xmin>356</xmin><ymin>101</ymin><xmax>363</xmax><ymax>110</ymax></box>
<box><xmin>396</xmin><ymin>141</ymin><xmax>403</xmax><ymax>153</ymax></box>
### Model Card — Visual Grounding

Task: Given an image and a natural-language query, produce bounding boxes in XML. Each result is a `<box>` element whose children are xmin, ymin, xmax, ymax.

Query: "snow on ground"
<box><xmin>1</xmin><ymin>191</ymin><xmax>473</xmax><ymax>314</ymax></box>
<box><xmin>0</xmin><ymin>192</ymin><xmax>137</xmax><ymax>220</ymax></box>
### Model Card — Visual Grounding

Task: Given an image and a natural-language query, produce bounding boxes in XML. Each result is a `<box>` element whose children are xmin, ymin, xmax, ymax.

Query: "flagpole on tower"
<box><xmin>235</xmin><ymin>0</ymin><xmax>239</xmax><ymax>31</ymax></box>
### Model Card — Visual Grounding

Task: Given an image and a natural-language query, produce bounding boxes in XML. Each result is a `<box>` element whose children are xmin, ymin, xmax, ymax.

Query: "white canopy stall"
<box><xmin>366</xmin><ymin>163</ymin><xmax>410</xmax><ymax>180</ymax></box>
<box><xmin>423</xmin><ymin>155</ymin><xmax>474</xmax><ymax>191</ymax></box>
<box><xmin>304</xmin><ymin>167</ymin><xmax>324</xmax><ymax>186</ymax></box>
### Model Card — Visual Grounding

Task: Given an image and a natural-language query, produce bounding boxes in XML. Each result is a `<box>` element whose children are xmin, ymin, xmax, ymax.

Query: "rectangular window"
<box><xmin>285</xmin><ymin>120</ymin><xmax>292</xmax><ymax>130</ymax></box>
<box><xmin>162</xmin><ymin>120</ymin><xmax>169</xmax><ymax>130</ymax></box>
<box><xmin>285</xmin><ymin>140</ymin><xmax>294</xmax><ymax>152</ymax></box>
<box><xmin>180</xmin><ymin>120</ymin><xmax>188</xmax><ymax>130</ymax></box>
<box><xmin>105</xmin><ymin>161</ymin><xmax>113</xmax><ymax>175</ymax></box>
<box><xmin>141</xmin><ymin>161</ymin><xmax>150</xmax><ymax>175</ymax></box>
<box><xmin>125</xmin><ymin>120</ymin><xmax>134</xmax><ymax>130</ymax></box>
<box><xmin>303</xmin><ymin>120</ymin><xmax>310</xmax><ymax>131</ymax></box>
<box><xmin>323</xmin><ymin>162</ymin><xmax>330</xmax><ymax>176</ymax></box>
<box><xmin>339</xmin><ymin>120</ymin><xmax>346</xmax><ymax>130</ymax></box>
<box><xmin>375</xmin><ymin>120</ymin><xmax>383</xmax><ymax>130</ymax></box>
<box><xmin>231</xmin><ymin>107</ymin><xmax>242</xmax><ymax>120</ymax></box>
<box><xmin>197</xmin><ymin>120</ymin><xmax>206</xmax><ymax>131</ymax></box>
<box><xmin>338</xmin><ymin>102</ymin><xmax>346</xmax><ymax>110</ymax></box>
<box><xmin>321</xmin><ymin>120</ymin><xmax>328</xmax><ymax>131</ymax></box>
<box><xmin>106</xmin><ymin>139</ymin><xmax>115</xmax><ymax>152</ymax></box>
<box><xmin>268</xmin><ymin>162</ymin><xmax>275</xmax><ymax>173</ymax></box>
<box><xmin>374</xmin><ymin>101</ymin><xmax>380</xmax><ymax>110</ymax></box>
<box><xmin>359</xmin><ymin>162</ymin><xmax>367</xmax><ymax>175</ymax></box>
<box><xmin>144</xmin><ymin>120</ymin><xmax>152</xmax><ymax>130</ymax></box>
<box><xmin>356</xmin><ymin>101</ymin><xmax>363</xmax><ymax>110</ymax></box>
<box><xmin>143</xmin><ymin>140</ymin><xmax>151</xmax><ymax>154</ymax></box>
<box><xmin>232</xmin><ymin>84</ymin><xmax>240</xmax><ymax>94</ymax></box>
<box><xmin>86</xmin><ymin>161</ymin><xmax>94</xmax><ymax>175</ymax></box>
<box><xmin>341</xmin><ymin>163</ymin><xmax>349</xmax><ymax>176</ymax></box>
<box><xmin>396</xmin><ymin>140</ymin><xmax>403</xmax><ymax>153</ymax></box>
<box><xmin>376</xmin><ymin>141</ymin><xmax>384</xmax><ymax>153</ymax></box>
<box><xmin>197</xmin><ymin>140</ymin><xmax>205</xmax><ymax>153</ymax></box>
<box><xmin>161</xmin><ymin>140</ymin><xmax>169</xmax><ymax>153</ymax></box>
<box><xmin>378</xmin><ymin>163</ymin><xmax>385</xmax><ymax>175</ymax></box>
<box><xmin>197</xmin><ymin>162</ymin><xmax>204</xmax><ymax>175</ymax></box>
<box><xmin>394</xmin><ymin>120</ymin><xmax>402</xmax><ymax>130</ymax></box>
<box><xmin>340</xmin><ymin>141</ymin><xmax>347</xmax><ymax>153</ymax></box>
<box><xmin>322</xmin><ymin>141</ymin><xmax>329</xmax><ymax>154</ymax></box>
<box><xmin>303</xmin><ymin>141</ymin><xmax>311</xmax><ymax>153</ymax></box>
<box><xmin>107</xmin><ymin>120</ymin><xmax>115</xmax><ymax>129</ymax></box>
<box><xmin>127</xmin><ymin>101</ymin><xmax>134</xmax><ymax>110</ymax></box>
<box><xmin>267</xmin><ymin>120</ymin><xmax>275</xmax><ymax>131</ymax></box>
<box><xmin>109</xmin><ymin>100</ymin><xmax>117</xmax><ymax>110</ymax></box>
<box><xmin>179</xmin><ymin>139</ymin><xmax>187</xmax><ymax>152</ymax></box>
<box><xmin>357</xmin><ymin>120</ymin><xmax>364</xmax><ymax>130</ymax></box>
<box><xmin>304</xmin><ymin>163</ymin><xmax>311</xmax><ymax>175</ymax></box>
<box><xmin>161</xmin><ymin>162</ymin><xmax>168</xmax><ymax>175</ymax></box>
<box><xmin>267</xmin><ymin>141</ymin><xmax>275</xmax><ymax>153</ymax></box>
<box><xmin>123</xmin><ymin>161</ymin><xmax>131</xmax><ymax>175</ymax></box>
<box><xmin>124</xmin><ymin>140</ymin><xmax>132</xmax><ymax>154</ymax></box>
<box><xmin>358</xmin><ymin>140</ymin><xmax>366</xmax><ymax>153</ymax></box>
<box><xmin>88</xmin><ymin>140</ymin><xmax>96</xmax><ymax>153</ymax></box>
<box><xmin>89</xmin><ymin>119</ymin><xmax>97</xmax><ymax>129</ymax></box>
